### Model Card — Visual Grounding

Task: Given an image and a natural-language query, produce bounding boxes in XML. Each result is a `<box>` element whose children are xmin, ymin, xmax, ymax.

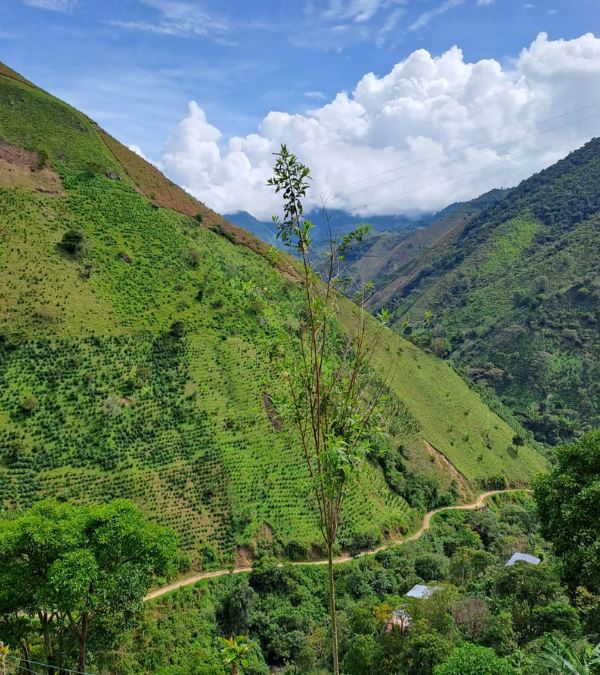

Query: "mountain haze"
<box><xmin>225</xmin><ymin>208</ymin><xmax>417</xmax><ymax>251</ymax></box>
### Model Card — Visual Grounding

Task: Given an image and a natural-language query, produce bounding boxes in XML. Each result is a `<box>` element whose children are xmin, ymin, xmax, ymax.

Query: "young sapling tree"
<box><xmin>268</xmin><ymin>144</ymin><xmax>388</xmax><ymax>675</ymax></box>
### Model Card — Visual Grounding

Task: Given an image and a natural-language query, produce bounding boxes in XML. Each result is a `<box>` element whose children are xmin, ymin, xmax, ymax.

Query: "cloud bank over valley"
<box><xmin>158</xmin><ymin>32</ymin><xmax>600</xmax><ymax>219</ymax></box>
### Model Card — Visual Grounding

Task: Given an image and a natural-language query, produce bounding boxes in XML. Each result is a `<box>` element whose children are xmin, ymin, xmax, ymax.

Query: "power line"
<box><xmin>6</xmin><ymin>656</ymin><xmax>93</xmax><ymax>675</ymax></box>
<box><xmin>327</xmin><ymin>99</ymin><xmax>600</xmax><ymax>193</ymax></box>
<box><xmin>351</xmin><ymin>131</ymin><xmax>595</xmax><ymax>212</ymax></box>
<box><xmin>331</xmin><ymin>109</ymin><xmax>600</xmax><ymax>199</ymax></box>
<box><xmin>15</xmin><ymin>666</ymin><xmax>43</xmax><ymax>675</ymax></box>
<box><xmin>6</xmin><ymin>661</ymin><xmax>43</xmax><ymax>675</ymax></box>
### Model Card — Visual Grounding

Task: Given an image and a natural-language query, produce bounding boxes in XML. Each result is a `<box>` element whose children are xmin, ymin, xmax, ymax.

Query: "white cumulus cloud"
<box><xmin>128</xmin><ymin>144</ymin><xmax>148</xmax><ymax>160</ymax></box>
<box><xmin>160</xmin><ymin>32</ymin><xmax>600</xmax><ymax>219</ymax></box>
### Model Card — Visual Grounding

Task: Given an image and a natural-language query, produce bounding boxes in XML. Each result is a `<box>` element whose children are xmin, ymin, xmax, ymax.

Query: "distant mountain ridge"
<box><xmin>342</xmin><ymin>188</ymin><xmax>510</xmax><ymax>308</ymax></box>
<box><xmin>225</xmin><ymin>208</ymin><xmax>419</xmax><ymax>249</ymax></box>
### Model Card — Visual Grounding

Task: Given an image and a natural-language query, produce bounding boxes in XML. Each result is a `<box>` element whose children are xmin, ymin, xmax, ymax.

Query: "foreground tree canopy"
<box><xmin>534</xmin><ymin>430</ymin><xmax>600</xmax><ymax>593</ymax></box>
<box><xmin>0</xmin><ymin>499</ymin><xmax>178</xmax><ymax>672</ymax></box>
<box><xmin>433</xmin><ymin>642</ymin><xmax>516</xmax><ymax>674</ymax></box>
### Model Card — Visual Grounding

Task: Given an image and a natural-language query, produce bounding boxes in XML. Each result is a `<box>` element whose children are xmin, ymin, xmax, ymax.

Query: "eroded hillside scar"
<box><xmin>0</xmin><ymin>140</ymin><xmax>64</xmax><ymax>195</ymax></box>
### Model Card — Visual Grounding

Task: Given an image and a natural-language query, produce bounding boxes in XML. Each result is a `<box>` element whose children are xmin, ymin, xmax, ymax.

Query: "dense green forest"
<box><xmin>353</xmin><ymin>139</ymin><xmax>600</xmax><ymax>445</ymax></box>
<box><xmin>4</xmin><ymin>430</ymin><xmax>599</xmax><ymax>673</ymax></box>
<box><xmin>124</xmin><ymin>429</ymin><xmax>600</xmax><ymax>674</ymax></box>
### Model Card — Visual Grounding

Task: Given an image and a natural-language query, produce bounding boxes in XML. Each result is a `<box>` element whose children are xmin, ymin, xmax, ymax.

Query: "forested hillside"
<box><xmin>344</xmin><ymin>189</ymin><xmax>509</xmax><ymax>308</ymax></box>
<box><xmin>0</xmin><ymin>62</ymin><xmax>545</xmax><ymax>568</ymax></box>
<box><xmin>371</xmin><ymin>139</ymin><xmax>600</xmax><ymax>444</ymax></box>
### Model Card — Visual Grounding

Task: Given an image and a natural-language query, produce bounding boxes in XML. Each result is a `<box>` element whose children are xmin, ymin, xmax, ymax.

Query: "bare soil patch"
<box><xmin>262</xmin><ymin>392</ymin><xmax>282</xmax><ymax>430</ymax></box>
<box><xmin>423</xmin><ymin>440</ymin><xmax>471</xmax><ymax>499</ymax></box>
<box><xmin>0</xmin><ymin>141</ymin><xmax>64</xmax><ymax>195</ymax></box>
<box><xmin>235</xmin><ymin>545</ymin><xmax>254</xmax><ymax>568</ymax></box>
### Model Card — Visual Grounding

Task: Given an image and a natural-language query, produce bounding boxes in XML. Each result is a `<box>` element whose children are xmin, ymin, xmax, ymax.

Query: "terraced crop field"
<box><xmin>0</xmin><ymin>63</ymin><xmax>545</xmax><ymax>565</ymax></box>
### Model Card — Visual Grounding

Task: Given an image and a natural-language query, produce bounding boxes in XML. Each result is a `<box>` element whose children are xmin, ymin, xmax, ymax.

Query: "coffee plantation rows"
<box><xmin>0</xmin><ymin>327</ymin><xmax>417</xmax><ymax>561</ymax></box>
<box><xmin>0</xmin><ymin>66</ymin><xmax>546</xmax><ymax>566</ymax></box>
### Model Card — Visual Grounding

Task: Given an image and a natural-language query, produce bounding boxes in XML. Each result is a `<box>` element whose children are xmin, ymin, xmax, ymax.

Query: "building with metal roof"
<box><xmin>505</xmin><ymin>552</ymin><xmax>541</xmax><ymax>566</ymax></box>
<box><xmin>405</xmin><ymin>583</ymin><xmax>442</xmax><ymax>599</ymax></box>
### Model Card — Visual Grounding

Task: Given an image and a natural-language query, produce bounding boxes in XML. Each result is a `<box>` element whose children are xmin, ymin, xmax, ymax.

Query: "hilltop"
<box><xmin>368</xmin><ymin>139</ymin><xmax>600</xmax><ymax>444</ymax></box>
<box><xmin>0</xmin><ymin>62</ymin><xmax>545</xmax><ymax>565</ymax></box>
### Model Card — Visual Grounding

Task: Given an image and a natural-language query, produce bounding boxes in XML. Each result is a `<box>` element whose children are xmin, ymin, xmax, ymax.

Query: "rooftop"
<box><xmin>505</xmin><ymin>552</ymin><xmax>541</xmax><ymax>566</ymax></box>
<box><xmin>405</xmin><ymin>584</ymin><xmax>442</xmax><ymax>599</ymax></box>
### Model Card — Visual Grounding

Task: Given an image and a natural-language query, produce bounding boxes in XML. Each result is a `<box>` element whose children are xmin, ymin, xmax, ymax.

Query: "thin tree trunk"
<box><xmin>18</xmin><ymin>640</ymin><xmax>32</xmax><ymax>675</ymax></box>
<box><xmin>327</xmin><ymin>541</ymin><xmax>340</xmax><ymax>675</ymax></box>
<box><xmin>78</xmin><ymin>614</ymin><xmax>89</xmax><ymax>674</ymax></box>
<box><xmin>38</xmin><ymin>611</ymin><xmax>56</xmax><ymax>675</ymax></box>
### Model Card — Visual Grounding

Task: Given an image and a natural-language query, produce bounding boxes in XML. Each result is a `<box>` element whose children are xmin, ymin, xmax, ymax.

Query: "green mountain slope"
<box><xmin>343</xmin><ymin>188</ymin><xmax>509</xmax><ymax>309</ymax></box>
<box><xmin>381</xmin><ymin>139</ymin><xmax>600</xmax><ymax>444</ymax></box>
<box><xmin>0</xmin><ymin>64</ymin><xmax>545</xmax><ymax>564</ymax></box>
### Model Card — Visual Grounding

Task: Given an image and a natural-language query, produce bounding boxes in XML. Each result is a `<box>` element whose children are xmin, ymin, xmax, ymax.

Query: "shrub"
<box><xmin>169</xmin><ymin>320</ymin><xmax>186</xmax><ymax>338</ymax></box>
<box><xmin>415</xmin><ymin>553</ymin><xmax>449</xmax><ymax>582</ymax></box>
<box><xmin>84</xmin><ymin>161</ymin><xmax>104</xmax><ymax>177</ymax></box>
<box><xmin>103</xmin><ymin>394</ymin><xmax>123</xmax><ymax>417</ymax></box>
<box><xmin>284</xmin><ymin>540</ymin><xmax>309</xmax><ymax>561</ymax></box>
<box><xmin>35</xmin><ymin>306</ymin><xmax>58</xmax><ymax>322</ymax></box>
<box><xmin>342</xmin><ymin>634</ymin><xmax>378</xmax><ymax>675</ymax></box>
<box><xmin>531</xmin><ymin>601</ymin><xmax>581</xmax><ymax>638</ymax></box>
<box><xmin>36</xmin><ymin>148</ymin><xmax>49</xmax><ymax>169</ymax></box>
<box><xmin>182</xmin><ymin>248</ymin><xmax>200</xmax><ymax>267</ymax></box>
<box><xmin>20</xmin><ymin>393</ymin><xmax>38</xmax><ymax>416</ymax></box>
<box><xmin>339</xmin><ymin>530</ymin><xmax>381</xmax><ymax>555</ymax></box>
<box><xmin>434</xmin><ymin>643</ymin><xmax>516</xmax><ymax>674</ymax></box>
<box><xmin>481</xmin><ymin>475</ymin><xmax>507</xmax><ymax>490</ymax></box>
<box><xmin>58</xmin><ymin>228</ymin><xmax>85</xmax><ymax>256</ymax></box>
<box><xmin>430</xmin><ymin>337</ymin><xmax>451</xmax><ymax>358</ymax></box>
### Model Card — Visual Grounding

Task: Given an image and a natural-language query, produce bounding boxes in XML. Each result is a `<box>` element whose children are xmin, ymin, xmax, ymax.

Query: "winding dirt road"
<box><xmin>144</xmin><ymin>488</ymin><xmax>530</xmax><ymax>602</ymax></box>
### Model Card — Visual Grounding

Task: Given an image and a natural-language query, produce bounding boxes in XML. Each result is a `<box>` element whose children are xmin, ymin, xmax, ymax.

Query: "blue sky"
<box><xmin>2</xmin><ymin>1</ymin><xmax>600</xmax><ymax>217</ymax></box>
<box><xmin>2</xmin><ymin>0</ymin><xmax>596</xmax><ymax>155</ymax></box>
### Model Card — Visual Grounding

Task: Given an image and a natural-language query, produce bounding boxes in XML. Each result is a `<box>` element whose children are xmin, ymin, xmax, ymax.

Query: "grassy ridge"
<box><xmin>337</xmin><ymin>299</ymin><xmax>546</xmax><ymax>485</ymax></box>
<box><xmin>0</xmin><ymin>64</ymin><xmax>545</xmax><ymax>564</ymax></box>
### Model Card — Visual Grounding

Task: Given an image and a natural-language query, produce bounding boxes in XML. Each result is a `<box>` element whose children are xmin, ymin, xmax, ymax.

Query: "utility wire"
<box><xmin>327</xmin><ymin>100</ymin><xmax>600</xmax><ymax>193</ymax></box>
<box><xmin>351</xmin><ymin>131</ymin><xmax>595</xmax><ymax>212</ymax></box>
<box><xmin>331</xmin><ymin>109</ymin><xmax>600</xmax><ymax>199</ymax></box>
<box><xmin>12</xmin><ymin>664</ymin><xmax>43</xmax><ymax>675</ymax></box>
<box><xmin>6</xmin><ymin>656</ymin><xmax>94</xmax><ymax>675</ymax></box>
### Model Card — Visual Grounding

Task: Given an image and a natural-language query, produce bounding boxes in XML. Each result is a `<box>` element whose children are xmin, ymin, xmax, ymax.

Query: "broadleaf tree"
<box><xmin>534</xmin><ymin>430</ymin><xmax>600</xmax><ymax>593</ymax></box>
<box><xmin>0</xmin><ymin>499</ymin><xmax>178</xmax><ymax>673</ymax></box>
